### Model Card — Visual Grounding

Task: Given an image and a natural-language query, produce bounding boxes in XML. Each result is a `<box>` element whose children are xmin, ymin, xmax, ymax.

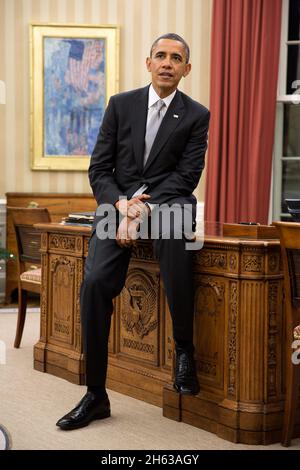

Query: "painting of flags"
<box><xmin>30</xmin><ymin>24</ymin><xmax>119</xmax><ymax>170</ymax></box>
<box><xmin>44</xmin><ymin>37</ymin><xmax>106</xmax><ymax>156</ymax></box>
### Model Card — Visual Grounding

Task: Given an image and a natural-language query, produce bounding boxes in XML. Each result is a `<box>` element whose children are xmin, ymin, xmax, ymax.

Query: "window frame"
<box><xmin>273</xmin><ymin>0</ymin><xmax>300</xmax><ymax>221</ymax></box>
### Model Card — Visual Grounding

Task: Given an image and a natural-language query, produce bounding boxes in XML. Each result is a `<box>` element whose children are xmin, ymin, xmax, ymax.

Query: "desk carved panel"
<box><xmin>118</xmin><ymin>268</ymin><xmax>160</xmax><ymax>366</ymax></box>
<box><xmin>49</xmin><ymin>255</ymin><xmax>76</xmax><ymax>344</ymax></box>
<box><xmin>194</xmin><ymin>275</ymin><xmax>225</xmax><ymax>390</ymax></box>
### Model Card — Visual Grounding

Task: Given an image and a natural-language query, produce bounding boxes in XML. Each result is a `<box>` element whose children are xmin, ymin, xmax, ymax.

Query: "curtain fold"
<box><xmin>205</xmin><ymin>0</ymin><xmax>282</xmax><ymax>224</ymax></box>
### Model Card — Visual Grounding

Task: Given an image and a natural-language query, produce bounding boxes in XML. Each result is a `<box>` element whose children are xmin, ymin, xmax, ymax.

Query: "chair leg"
<box><xmin>14</xmin><ymin>289</ymin><xmax>28</xmax><ymax>348</ymax></box>
<box><xmin>282</xmin><ymin>358</ymin><xmax>300</xmax><ymax>447</ymax></box>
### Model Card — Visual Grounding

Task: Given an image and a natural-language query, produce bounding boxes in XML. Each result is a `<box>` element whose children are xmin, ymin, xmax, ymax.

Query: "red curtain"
<box><xmin>205</xmin><ymin>0</ymin><xmax>282</xmax><ymax>224</ymax></box>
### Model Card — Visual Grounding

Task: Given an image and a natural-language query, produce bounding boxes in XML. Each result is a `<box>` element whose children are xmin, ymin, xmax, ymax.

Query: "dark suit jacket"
<box><xmin>89</xmin><ymin>85</ymin><xmax>210</xmax><ymax>208</ymax></box>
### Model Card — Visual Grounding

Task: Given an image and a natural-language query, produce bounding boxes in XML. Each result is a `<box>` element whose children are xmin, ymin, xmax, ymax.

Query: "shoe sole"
<box><xmin>173</xmin><ymin>383</ymin><xmax>200</xmax><ymax>395</ymax></box>
<box><xmin>57</xmin><ymin>410</ymin><xmax>111</xmax><ymax>431</ymax></box>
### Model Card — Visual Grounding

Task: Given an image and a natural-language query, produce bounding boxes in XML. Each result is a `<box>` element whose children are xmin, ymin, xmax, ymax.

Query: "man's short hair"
<box><xmin>150</xmin><ymin>33</ymin><xmax>190</xmax><ymax>63</ymax></box>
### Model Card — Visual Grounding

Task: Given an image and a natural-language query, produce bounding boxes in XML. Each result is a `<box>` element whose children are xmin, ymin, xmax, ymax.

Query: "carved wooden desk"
<box><xmin>33</xmin><ymin>223</ymin><xmax>293</xmax><ymax>444</ymax></box>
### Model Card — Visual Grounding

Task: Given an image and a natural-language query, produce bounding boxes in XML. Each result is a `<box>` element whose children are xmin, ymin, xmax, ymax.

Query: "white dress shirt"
<box><xmin>131</xmin><ymin>84</ymin><xmax>177</xmax><ymax>209</ymax></box>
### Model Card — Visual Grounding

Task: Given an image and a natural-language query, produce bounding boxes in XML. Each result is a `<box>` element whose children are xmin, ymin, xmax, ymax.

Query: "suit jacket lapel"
<box><xmin>143</xmin><ymin>90</ymin><xmax>185</xmax><ymax>173</ymax></box>
<box><xmin>130</xmin><ymin>86</ymin><xmax>149</xmax><ymax>173</ymax></box>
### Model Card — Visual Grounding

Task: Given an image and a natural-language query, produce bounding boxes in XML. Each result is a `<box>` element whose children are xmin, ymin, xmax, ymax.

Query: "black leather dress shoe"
<box><xmin>173</xmin><ymin>346</ymin><xmax>200</xmax><ymax>395</ymax></box>
<box><xmin>56</xmin><ymin>392</ymin><xmax>110</xmax><ymax>430</ymax></box>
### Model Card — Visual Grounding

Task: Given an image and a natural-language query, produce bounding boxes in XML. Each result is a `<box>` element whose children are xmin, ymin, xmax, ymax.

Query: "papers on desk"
<box><xmin>61</xmin><ymin>211</ymin><xmax>94</xmax><ymax>225</ymax></box>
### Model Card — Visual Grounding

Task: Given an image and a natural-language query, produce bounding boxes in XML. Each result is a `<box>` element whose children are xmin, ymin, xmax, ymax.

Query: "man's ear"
<box><xmin>146</xmin><ymin>57</ymin><xmax>152</xmax><ymax>72</ymax></box>
<box><xmin>183</xmin><ymin>63</ymin><xmax>191</xmax><ymax>77</ymax></box>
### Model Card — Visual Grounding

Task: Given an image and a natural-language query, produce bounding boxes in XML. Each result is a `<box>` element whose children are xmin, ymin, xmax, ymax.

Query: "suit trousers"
<box><xmin>80</xmin><ymin>204</ymin><xmax>196</xmax><ymax>388</ymax></box>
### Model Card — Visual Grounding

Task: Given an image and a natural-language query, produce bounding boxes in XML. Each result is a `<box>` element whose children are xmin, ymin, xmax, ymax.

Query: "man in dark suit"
<box><xmin>56</xmin><ymin>33</ymin><xmax>210</xmax><ymax>431</ymax></box>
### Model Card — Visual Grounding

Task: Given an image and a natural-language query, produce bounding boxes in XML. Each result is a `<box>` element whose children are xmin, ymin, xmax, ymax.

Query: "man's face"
<box><xmin>146</xmin><ymin>39</ymin><xmax>191</xmax><ymax>97</ymax></box>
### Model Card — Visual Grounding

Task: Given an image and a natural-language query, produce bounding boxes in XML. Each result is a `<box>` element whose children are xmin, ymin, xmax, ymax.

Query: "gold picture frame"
<box><xmin>30</xmin><ymin>23</ymin><xmax>119</xmax><ymax>171</ymax></box>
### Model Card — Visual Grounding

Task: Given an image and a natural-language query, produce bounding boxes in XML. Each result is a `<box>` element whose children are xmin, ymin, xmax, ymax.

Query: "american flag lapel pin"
<box><xmin>173</xmin><ymin>114</ymin><xmax>179</xmax><ymax>118</ymax></box>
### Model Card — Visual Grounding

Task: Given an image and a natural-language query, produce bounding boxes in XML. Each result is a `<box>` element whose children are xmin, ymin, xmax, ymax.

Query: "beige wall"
<box><xmin>0</xmin><ymin>0</ymin><xmax>212</xmax><ymax>200</ymax></box>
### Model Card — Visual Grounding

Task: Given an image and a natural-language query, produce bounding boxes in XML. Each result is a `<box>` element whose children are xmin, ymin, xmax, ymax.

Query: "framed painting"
<box><xmin>30</xmin><ymin>23</ymin><xmax>119</xmax><ymax>170</ymax></box>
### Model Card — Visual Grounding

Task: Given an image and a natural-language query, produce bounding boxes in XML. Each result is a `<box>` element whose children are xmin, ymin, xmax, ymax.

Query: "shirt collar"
<box><xmin>148</xmin><ymin>84</ymin><xmax>177</xmax><ymax>110</ymax></box>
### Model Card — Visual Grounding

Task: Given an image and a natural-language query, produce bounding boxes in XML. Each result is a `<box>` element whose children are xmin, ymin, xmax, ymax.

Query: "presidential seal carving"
<box><xmin>121</xmin><ymin>270</ymin><xmax>158</xmax><ymax>339</ymax></box>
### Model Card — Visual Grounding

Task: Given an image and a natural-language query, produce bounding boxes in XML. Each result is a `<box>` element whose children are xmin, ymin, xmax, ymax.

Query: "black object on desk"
<box><xmin>285</xmin><ymin>199</ymin><xmax>300</xmax><ymax>222</ymax></box>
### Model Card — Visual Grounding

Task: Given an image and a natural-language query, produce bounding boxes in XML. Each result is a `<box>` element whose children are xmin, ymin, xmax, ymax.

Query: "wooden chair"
<box><xmin>274</xmin><ymin>221</ymin><xmax>300</xmax><ymax>446</ymax></box>
<box><xmin>8</xmin><ymin>207</ymin><xmax>51</xmax><ymax>348</ymax></box>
